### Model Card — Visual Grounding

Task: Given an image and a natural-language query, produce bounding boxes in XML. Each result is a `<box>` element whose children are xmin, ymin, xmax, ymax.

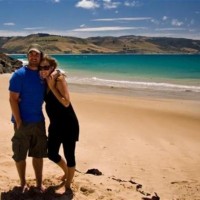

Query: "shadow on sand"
<box><xmin>1</xmin><ymin>182</ymin><xmax>73</xmax><ymax>200</ymax></box>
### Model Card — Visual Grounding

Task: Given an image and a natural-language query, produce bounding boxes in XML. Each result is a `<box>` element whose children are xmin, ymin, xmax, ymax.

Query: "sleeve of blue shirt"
<box><xmin>9</xmin><ymin>70</ymin><xmax>23</xmax><ymax>93</ymax></box>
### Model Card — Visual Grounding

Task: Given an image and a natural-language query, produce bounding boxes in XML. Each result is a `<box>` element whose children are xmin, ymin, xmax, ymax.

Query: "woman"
<box><xmin>39</xmin><ymin>55</ymin><xmax>79</xmax><ymax>192</ymax></box>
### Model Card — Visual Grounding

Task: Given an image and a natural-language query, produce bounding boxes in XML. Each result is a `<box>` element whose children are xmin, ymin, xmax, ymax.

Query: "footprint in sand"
<box><xmin>80</xmin><ymin>186</ymin><xmax>95</xmax><ymax>196</ymax></box>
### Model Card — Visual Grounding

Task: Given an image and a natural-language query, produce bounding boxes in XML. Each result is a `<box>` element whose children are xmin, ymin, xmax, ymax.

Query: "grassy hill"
<box><xmin>0</xmin><ymin>33</ymin><xmax>200</xmax><ymax>54</ymax></box>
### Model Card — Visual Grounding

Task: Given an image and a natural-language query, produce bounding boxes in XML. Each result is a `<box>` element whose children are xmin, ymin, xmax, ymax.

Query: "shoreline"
<box><xmin>69</xmin><ymin>83</ymin><xmax>200</xmax><ymax>101</ymax></box>
<box><xmin>1</xmin><ymin>73</ymin><xmax>200</xmax><ymax>100</ymax></box>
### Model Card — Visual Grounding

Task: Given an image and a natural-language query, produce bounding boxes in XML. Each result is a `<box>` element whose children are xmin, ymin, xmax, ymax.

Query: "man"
<box><xmin>9</xmin><ymin>44</ymin><xmax>47</xmax><ymax>192</ymax></box>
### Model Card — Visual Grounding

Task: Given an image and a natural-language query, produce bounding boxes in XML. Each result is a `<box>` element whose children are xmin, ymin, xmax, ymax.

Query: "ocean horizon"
<box><xmin>10</xmin><ymin>54</ymin><xmax>200</xmax><ymax>95</ymax></box>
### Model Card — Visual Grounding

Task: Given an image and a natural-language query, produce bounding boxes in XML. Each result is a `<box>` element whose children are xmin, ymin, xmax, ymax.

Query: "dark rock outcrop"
<box><xmin>0</xmin><ymin>53</ymin><xmax>22</xmax><ymax>74</ymax></box>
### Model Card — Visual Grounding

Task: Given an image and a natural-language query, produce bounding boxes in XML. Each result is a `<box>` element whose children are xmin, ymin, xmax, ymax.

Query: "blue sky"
<box><xmin>0</xmin><ymin>0</ymin><xmax>200</xmax><ymax>39</ymax></box>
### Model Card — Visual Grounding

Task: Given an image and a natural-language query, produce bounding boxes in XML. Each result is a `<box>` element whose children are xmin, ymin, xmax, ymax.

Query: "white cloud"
<box><xmin>124</xmin><ymin>0</ymin><xmax>139</xmax><ymax>7</ymax></box>
<box><xmin>0</xmin><ymin>30</ymin><xmax>28</xmax><ymax>37</ymax></box>
<box><xmin>103</xmin><ymin>0</ymin><xmax>121</xmax><ymax>9</ymax></box>
<box><xmin>92</xmin><ymin>17</ymin><xmax>151</xmax><ymax>21</ymax></box>
<box><xmin>162</xmin><ymin>16</ymin><xmax>168</xmax><ymax>21</ymax></box>
<box><xmin>171</xmin><ymin>19</ymin><xmax>183</xmax><ymax>26</ymax></box>
<box><xmin>151</xmin><ymin>19</ymin><xmax>159</xmax><ymax>25</ymax></box>
<box><xmin>3</xmin><ymin>22</ymin><xmax>15</xmax><ymax>26</ymax></box>
<box><xmin>76</xmin><ymin>0</ymin><xmax>100</xmax><ymax>9</ymax></box>
<box><xmin>156</xmin><ymin>28</ymin><xmax>186</xmax><ymax>31</ymax></box>
<box><xmin>73</xmin><ymin>26</ymin><xmax>146</xmax><ymax>32</ymax></box>
<box><xmin>80</xmin><ymin>24</ymin><xmax>86</xmax><ymax>27</ymax></box>
<box><xmin>24</xmin><ymin>27</ymin><xmax>45</xmax><ymax>30</ymax></box>
<box><xmin>52</xmin><ymin>0</ymin><xmax>60</xmax><ymax>3</ymax></box>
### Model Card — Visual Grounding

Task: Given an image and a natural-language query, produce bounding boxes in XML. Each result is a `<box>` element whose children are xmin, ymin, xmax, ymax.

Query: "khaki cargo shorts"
<box><xmin>11</xmin><ymin>121</ymin><xmax>48</xmax><ymax>162</ymax></box>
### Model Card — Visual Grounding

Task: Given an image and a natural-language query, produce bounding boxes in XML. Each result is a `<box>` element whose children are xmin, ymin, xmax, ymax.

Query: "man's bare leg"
<box><xmin>32</xmin><ymin>157</ymin><xmax>44</xmax><ymax>190</ymax></box>
<box><xmin>15</xmin><ymin>160</ymin><xmax>28</xmax><ymax>192</ymax></box>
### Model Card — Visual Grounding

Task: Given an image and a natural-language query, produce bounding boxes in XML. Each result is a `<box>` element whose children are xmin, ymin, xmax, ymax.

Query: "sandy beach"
<box><xmin>0</xmin><ymin>73</ymin><xmax>200</xmax><ymax>200</ymax></box>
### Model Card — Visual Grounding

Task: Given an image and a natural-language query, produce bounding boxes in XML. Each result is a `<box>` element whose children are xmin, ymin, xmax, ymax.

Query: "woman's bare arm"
<box><xmin>47</xmin><ymin>75</ymin><xmax>70</xmax><ymax>107</ymax></box>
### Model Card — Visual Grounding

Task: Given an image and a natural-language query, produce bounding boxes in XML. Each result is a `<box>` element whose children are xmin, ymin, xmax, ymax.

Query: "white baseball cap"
<box><xmin>28</xmin><ymin>43</ymin><xmax>43</xmax><ymax>54</ymax></box>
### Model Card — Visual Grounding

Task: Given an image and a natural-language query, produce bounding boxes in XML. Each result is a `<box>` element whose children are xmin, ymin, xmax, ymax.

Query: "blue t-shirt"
<box><xmin>9</xmin><ymin>66</ymin><xmax>46</xmax><ymax>123</ymax></box>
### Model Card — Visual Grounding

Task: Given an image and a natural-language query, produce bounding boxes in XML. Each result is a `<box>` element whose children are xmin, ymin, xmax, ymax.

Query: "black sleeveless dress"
<box><xmin>45</xmin><ymin>90</ymin><xmax>79</xmax><ymax>141</ymax></box>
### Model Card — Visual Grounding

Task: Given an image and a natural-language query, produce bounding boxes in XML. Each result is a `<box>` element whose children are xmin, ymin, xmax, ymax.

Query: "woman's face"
<box><xmin>39</xmin><ymin>60</ymin><xmax>53</xmax><ymax>79</ymax></box>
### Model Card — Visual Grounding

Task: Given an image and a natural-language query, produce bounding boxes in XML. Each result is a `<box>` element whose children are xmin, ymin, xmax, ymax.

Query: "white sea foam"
<box><xmin>18</xmin><ymin>59</ymin><xmax>28</xmax><ymax>66</ymax></box>
<box><xmin>67</xmin><ymin>76</ymin><xmax>200</xmax><ymax>93</ymax></box>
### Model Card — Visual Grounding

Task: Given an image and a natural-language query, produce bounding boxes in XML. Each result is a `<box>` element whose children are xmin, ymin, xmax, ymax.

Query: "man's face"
<box><xmin>28</xmin><ymin>51</ymin><xmax>41</xmax><ymax>67</ymax></box>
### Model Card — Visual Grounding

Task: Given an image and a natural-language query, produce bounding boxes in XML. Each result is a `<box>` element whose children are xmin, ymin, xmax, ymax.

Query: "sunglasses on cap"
<box><xmin>39</xmin><ymin>65</ymin><xmax>51</xmax><ymax>71</ymax></box>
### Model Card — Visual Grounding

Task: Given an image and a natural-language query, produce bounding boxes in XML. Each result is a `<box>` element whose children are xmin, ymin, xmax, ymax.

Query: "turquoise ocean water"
<box><xmin>11</xmin><ymin>54</ymin><xmax>200</xmax><ymax>93</ymax></box>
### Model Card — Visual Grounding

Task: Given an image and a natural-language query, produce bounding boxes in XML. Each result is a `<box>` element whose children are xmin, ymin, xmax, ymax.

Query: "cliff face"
<box><xmin>0</xmin><ymin>53</ymin><xmax>22</xmax><ymax>73</ymax></box>
<box><xmin>0</xmin><ymin>34</ymin><xmax>200</xmax><ymax>54</ymax></box>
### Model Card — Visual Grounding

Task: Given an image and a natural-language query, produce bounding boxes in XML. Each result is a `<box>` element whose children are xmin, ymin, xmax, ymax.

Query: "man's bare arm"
<box><xmin>9</xmin><ymin>91</ymin><xmax>21</xmax><ymax>129</ymax></box>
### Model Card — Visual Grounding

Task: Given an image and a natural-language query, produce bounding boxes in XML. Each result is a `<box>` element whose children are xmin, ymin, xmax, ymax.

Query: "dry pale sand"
<box><xmin>0</xmin><ymin>74</ymin><xmax>200</xmax><ymax>200</ymax></box>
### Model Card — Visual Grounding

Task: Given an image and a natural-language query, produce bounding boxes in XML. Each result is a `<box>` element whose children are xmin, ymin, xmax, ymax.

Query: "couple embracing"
<box><xmin>9</xmin><ymin>44</ymin><xmax>79</xmax><ymax>194</ymax></box>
